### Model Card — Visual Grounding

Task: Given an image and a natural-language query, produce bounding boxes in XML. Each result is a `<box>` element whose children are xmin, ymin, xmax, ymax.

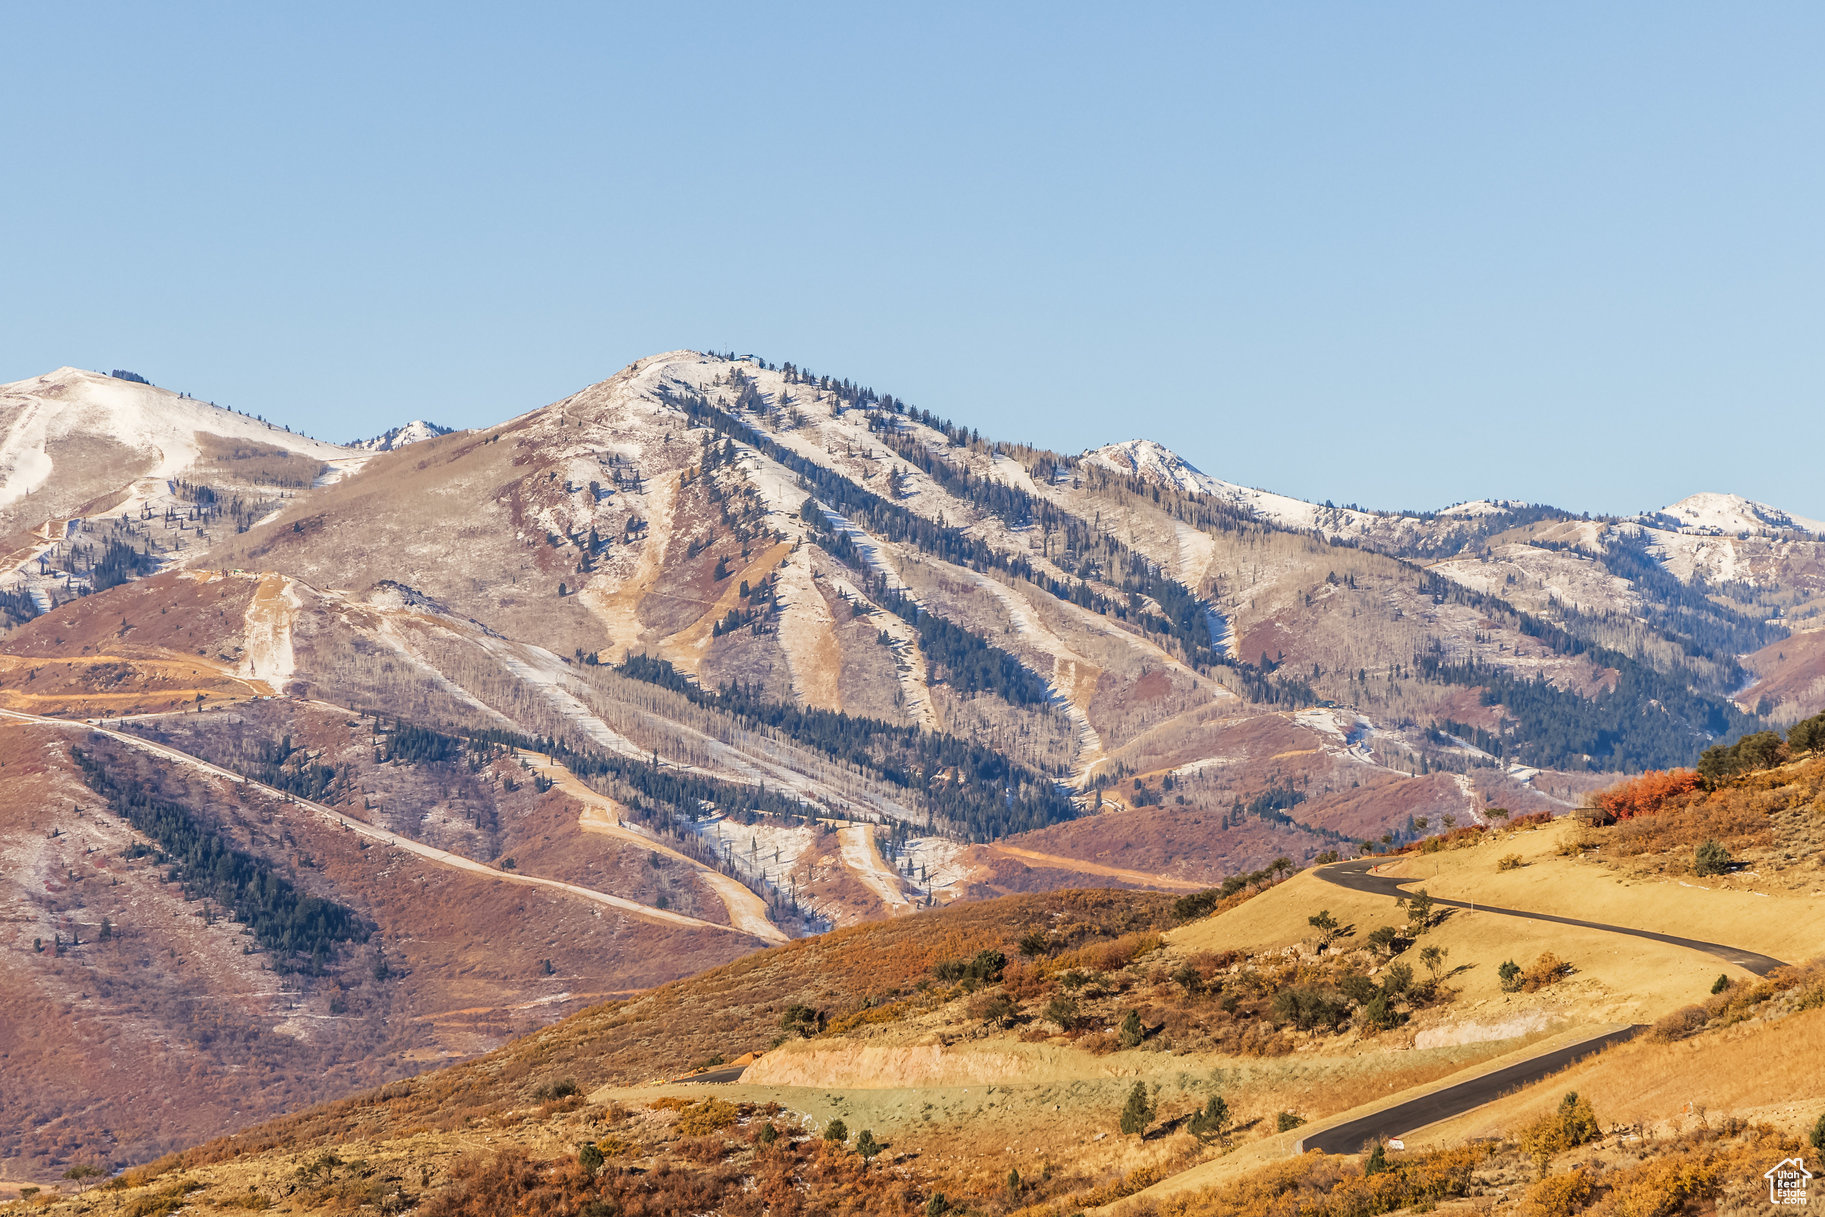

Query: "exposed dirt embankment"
<box><xmin>739</xmin><ymin>1037</ymin><xmax>1115</xmax><ymax>1089</ymax></box>
<box><xmin>1411</xmin><ymin>1012</ymin><xmax>1554</xmax><ymax>1050</ymax></box>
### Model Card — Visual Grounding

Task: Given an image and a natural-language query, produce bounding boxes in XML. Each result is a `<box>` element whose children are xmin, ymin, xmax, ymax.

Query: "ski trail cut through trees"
<box><xmin>524</xmin><ymin>751</ymin><xmax>789</xmax><ymax>943</ymax></box>
<box><xmin>0</xmin><ymin>707</ymin><xmax>755</xmax><ymax>939</ymax></box>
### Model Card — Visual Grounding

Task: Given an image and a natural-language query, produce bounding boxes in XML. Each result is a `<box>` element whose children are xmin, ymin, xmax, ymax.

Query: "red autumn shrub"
<box><xmin>1591</xmin><ymin>769</ymin><xmax>1700</xmax><ymax>821</ymax></box>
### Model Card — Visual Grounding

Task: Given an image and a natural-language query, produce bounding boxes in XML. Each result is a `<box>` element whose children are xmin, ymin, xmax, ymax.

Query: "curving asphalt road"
<box><xmin>1296</xmin><ymin>1025</ymin><xmax>1642</xmax><ymax>1154</ymax></box>
<box><xmin>1284</xmin><ymin>857</ymin><xmax>1791</xmax><ymax>1154</ymax></box>
<box><xmin>672</xmin><ymin>1065</ymin><xmax>748</xmax><ymax>1084</ymax></box>
<box><xmin>1316</xmin><ymin>859</ymin><xmax>1789</xmax><ymax>976</ymax></box>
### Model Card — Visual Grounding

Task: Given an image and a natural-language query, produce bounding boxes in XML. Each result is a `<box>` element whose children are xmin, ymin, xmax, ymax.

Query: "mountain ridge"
<box><xmin>1</xmin><ymin>348</ymin><xmax>1823</xmax><ymax>1179</ymax></box>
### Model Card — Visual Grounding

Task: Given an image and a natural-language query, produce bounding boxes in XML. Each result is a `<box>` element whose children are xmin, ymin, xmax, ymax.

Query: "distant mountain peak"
<box><xmin>352</xmin><ymin>419</ymin><xmax>455</xmax><ymax>451</ymax></box>
<box><xmin>1080</xmin><ymin>438</ymin><xmax>1224</xmax><ymax>496</ymax></box>
<box><xmin>1081</xmin><ymin>438</ymin><xmax>1373</xmax><ymax>532</ymax></box>
<box><xmin>1642</xmin><ymin>492</ymin><xmax>1825</xmax><ymax>537</ymax></box>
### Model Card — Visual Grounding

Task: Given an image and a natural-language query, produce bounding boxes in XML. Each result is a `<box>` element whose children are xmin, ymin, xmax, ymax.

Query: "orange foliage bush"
<box><xmin>1050</xmin><ymin>931</ymin><xmax>1164</xmax><ymax>975</ymax></box>
<box><xmin>999</xmin><ymin>958</ymin><xmax>1048</xmax><ymax>999</ymax></box>
<box><xmin>673</xmin><ymin>1098</ymin><xmax>740</xmax><ymax>1136</ymax></box>
<box><xmin>1156</xmin><ymin>1144</ymin><xmax>1482</xmax><ymax>1216</ymax></box>
<box><xmin>418</xmin><ymin>1140</ymin><xmax>929</xmax><ymax>1217</ymax></box>
<box><xmin>1517</xmin><ymin>1167</ymin><xmax>1595</xmax><ymax>1217</ymax></box>
<box><xmin>1591</xmin><ymin>769</ymin><xmax>1700</xmax><ymax>821</ymax></box>
<box><xmin>1606</xmin><ymin>773</ymin><xmax>1789</xmax><ymax>859</ymax></box>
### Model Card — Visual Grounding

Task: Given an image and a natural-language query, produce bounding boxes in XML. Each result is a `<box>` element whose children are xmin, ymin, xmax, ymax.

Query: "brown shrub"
<box><xmin>1597</xmin><ymin>1154</ymin><xmax>1722</xmax><ymax>1216</ymax></box>
<box><xmin>1001</xmin><ymin>957</ymin><xmax>1048</xmax><ymax>999</ymax></box>
<box><xmin>419</xmin><ymin>1150</ymin><xmax>590</xmax><ymax>1217</ymax></box>
<box><xmin>117</xmin><ymin>1156</ymin><xmax>185</xmax><ymax>1190</ymax></box>
<box><xmin>1153</xmin><ymin>1144</ymin><xmax>1482</xmax><ymax>1216</ymax></box>
<box><xmin>1078</xmin><ymin>1029</ymin><xmax>1119</xmax><ymax>1055</ymax></box>
<box><xmin>124</xmin><ymin>1180</ymin><xmax>203</xmax><ymax>1217</ymax></box>
<box><xmin>1190</xmin><ymin>948</ymin><xmax>1243</xmax><ymax>972</ymax></box>
<box><xmin>1651</xmin><ymin>1004</ymin><xmax>1710</xmax><ymax>1041</ymax></box>
<box><xmin>676</xmin><ymin>1135</ymin><xmax>727</xmax><ymax>1163</ymax></box>
<box><xmin>1521</xmin><ymin>953</ymin><xmax>1572</xmax><ymax>993</ymax></box>
<box><xmin>1052</xmin><ymin>930</ymin><xmax>1165</xmax><ymax>975</ymax></box>
<box><xmin>672</xmin><ymin>1098</ymin><xmax>740</xmax><ymax>1136</ymax></box>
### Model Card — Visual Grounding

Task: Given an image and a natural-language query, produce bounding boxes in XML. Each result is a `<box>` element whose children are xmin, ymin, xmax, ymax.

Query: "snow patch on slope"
<box><xmin>240</xmin><ymin>574</ymin><xmax>300</xmax><ymax>692</ymax></box>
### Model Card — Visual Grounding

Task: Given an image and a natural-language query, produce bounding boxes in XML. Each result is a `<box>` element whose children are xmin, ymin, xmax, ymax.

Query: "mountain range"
<box><xmin>2</xmin><ymin>352</ymin><xmax>1823</xmax><ymax>1178</ymax></box>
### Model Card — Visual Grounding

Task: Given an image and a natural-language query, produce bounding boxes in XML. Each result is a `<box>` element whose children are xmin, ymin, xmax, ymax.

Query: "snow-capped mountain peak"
<box><xmin>352</xmin><ymin>419</ymin><xmax>455</xmax><ymax>452</ymax></box>
<box><xmin>1080</xmin><ymin>438</ymin><xmax>1371</xmax><ymax>532</ymax></box>
<box><xmin>1080</xmin><ymin>438</ymin><xmax>1226</xmax><ymax>497</ymax></box>
<box><xmin>1641</xmin><ymin>492</ymin><xmax>1825</xmax><ymax>537</ymax></box>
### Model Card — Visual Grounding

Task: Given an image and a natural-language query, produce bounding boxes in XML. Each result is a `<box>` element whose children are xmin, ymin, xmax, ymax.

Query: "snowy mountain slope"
<box><xmin>1081</xmin><ymin>438</ymin><xmax>1379</xmax><ymax>532</ymax></box>
<box><xmin>4</xmin><ymin>350</ymin><xmax>1821</xmax><ymax>892</ymax></box>
<box><xmin>1081</xmin><ymin>439</ymin><xmax>1825</xmax><ymax>608</ymax></box>
<box><xmin>5</xmin><ymin>349</ymin><xmax>1822</xmax><ymax>1184</ymax></box>
<box><xmin>0</xmin><ymin>367</ymin><xmax>351</xmax><ymax>513</ymax></box>
<box><xmin>0</xmin><ymin>368</ymin><xmax>366</xmax><ymax>611</ymax></box>
<box><xmin>1078</xmin><ymin>439</ymin><xmax>1547</xmax><ymax>549</ymax></box>
<box><xmin>1641</xmin><ymin>491</ymin><xmax>1825</xmax><ymax>537</ymax></box>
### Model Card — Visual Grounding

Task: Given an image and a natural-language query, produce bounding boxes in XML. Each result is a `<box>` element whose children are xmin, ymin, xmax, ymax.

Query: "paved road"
<box><xmin>670</xmin><ymin>1065</ymin><xmax>748</xmax><ymax>1084</ymax></box>
<box><xmin>1284</xmin><ymin>857</ymin><xmax>1790</xmax><ymax>1156</ymax></box>
<box><xmin>1316</xmin><ymin>859</ymin><xmax>1790</xmax><ymax>976</ymax></box>
<box><xmin>1296</xmin><ymin>1025</ymin><xmax>1643</xmax><ymax>1154</ymax></box>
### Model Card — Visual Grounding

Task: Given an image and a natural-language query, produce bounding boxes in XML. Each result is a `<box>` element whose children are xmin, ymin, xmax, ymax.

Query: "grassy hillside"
<box><xmin>12</xmin><ymin>755</ymin><xmax>1825</xmax><ymax>1213</ymax></box>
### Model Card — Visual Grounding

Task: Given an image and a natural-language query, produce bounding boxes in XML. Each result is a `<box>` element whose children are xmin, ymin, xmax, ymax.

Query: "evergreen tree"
<box><xmin>1187</xmin><ymin>1095</ymin><xmax>1231</xmax><ymax>1143</ymax></box>
<box><xmin>1118</xmin><ymin>1008</ymin><xmax>1144</xmax><ymax>1049</ymax></box>
<box><xmin>1118</xmin><ymin>1081</ymin><xmax>1153</xmax><ymax>1136</ymax></box>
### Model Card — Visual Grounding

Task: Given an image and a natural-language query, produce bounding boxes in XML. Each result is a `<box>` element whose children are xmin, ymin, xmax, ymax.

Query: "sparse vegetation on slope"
<box><xmin>615</xmin><ymin>650</ymin><xmax>1076</xmax><ymax>839</ymax></box>
<box><xmin>73</xmin><ymin>746</ymin><xmax>372</xmax><ymax>971</ymax></box>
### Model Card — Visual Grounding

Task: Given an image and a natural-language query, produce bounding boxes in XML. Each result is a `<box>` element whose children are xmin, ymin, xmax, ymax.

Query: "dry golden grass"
<box><xmin>1168</xmin><ymin>858</ymin><xmax>1740</xmax><ymax>1023</ymax></box>
<box><xmin>1365</xmin><ymin>818</ymin><xmax>1825</xmax><ymax>967</ymax></box>
<box><xmin>1409</xmin><ymin>1003</ymin><xmax>1825</xmax><ymax>1154</ymax></box>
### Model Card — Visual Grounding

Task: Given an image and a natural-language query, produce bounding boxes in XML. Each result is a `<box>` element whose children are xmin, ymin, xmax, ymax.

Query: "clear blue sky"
<box><xmin>4</xmin><ymin>4</ymin><xmax>1821</xmax><ymax>517</ymax></box>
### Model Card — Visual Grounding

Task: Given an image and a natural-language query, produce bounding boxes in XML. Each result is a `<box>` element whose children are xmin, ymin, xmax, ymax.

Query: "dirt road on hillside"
<box><xmin>838</xmin><ymin>824</ymin><xmax>911</xmax><ymax>913</ymax></box>
<box><xmin>0</xmin><ymin>707</ymin><xmax>759</xmax><ymax>940</ymax></box>
<box><xmin>1317</xmin><ymin>859</ymin><xmax>1790</xmax><ymax>975</ymax></box>
<box><xmin>526</xmin><ymin>753</ymin><xmax>789</xmax><ymax>943</ymax></box>
<box><xmin>987</xmin><ymin>845</ymin><xmax>1207</xmax><ymax>891</ymax></box>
